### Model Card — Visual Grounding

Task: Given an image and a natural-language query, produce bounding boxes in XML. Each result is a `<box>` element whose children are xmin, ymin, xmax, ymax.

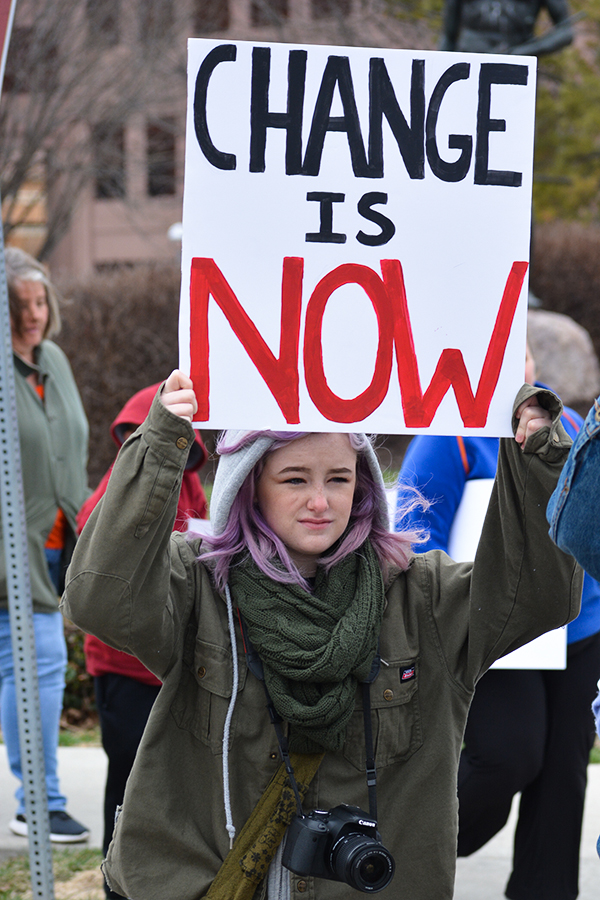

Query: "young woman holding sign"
<box><xmin>62</xmin><ymin>370</ymin><xmax>581</xmax><ymax>900</ymax></box>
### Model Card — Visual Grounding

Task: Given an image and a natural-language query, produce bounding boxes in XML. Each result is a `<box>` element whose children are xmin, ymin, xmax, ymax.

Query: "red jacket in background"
<box><xmin>78</xmin><ymin>384</ymin><xmax>209</xmax><ymax>686</ymax></box>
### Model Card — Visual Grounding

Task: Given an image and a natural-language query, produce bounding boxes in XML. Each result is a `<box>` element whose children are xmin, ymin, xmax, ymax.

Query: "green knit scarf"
<box><xmin>228</xmin><ymin>539</ymin><xmax>385</xmax><ymax>754</ymax></box>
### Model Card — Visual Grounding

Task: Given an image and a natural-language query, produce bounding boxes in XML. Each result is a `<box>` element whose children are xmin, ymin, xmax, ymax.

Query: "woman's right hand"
<box><xmin>160</xmin><ymin>370</ymin><xmax>198</xmax><ymax>422</ymax></box>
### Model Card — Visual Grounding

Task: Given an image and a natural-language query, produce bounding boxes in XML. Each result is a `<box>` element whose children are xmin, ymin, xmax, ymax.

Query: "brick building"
<box><xmin>28</xmin><ymin>0</ymin><xmax>431</xmax><ymax>276</ymax></box>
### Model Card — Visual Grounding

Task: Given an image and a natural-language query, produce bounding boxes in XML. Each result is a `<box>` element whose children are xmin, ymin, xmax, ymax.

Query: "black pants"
<box><xmin>95</xmin><ymin>674</ymin><xmax>161</xmax><ymax>897</ymax></box>
<box><xmin>457</xmin><ymin>631</ymin><xmax>600</xmax><ymax>900</ymax></box>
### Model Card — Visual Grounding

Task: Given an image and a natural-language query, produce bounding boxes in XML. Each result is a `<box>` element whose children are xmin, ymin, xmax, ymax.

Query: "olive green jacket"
<box><xmin>62</xmin><ymin>384</ymin><xmax>582</xmax><ymax>900</ymax></box>
<box><xmin>1</xmin><ymin>342</ymin><xmax>89</xmax><ymax>613</ymax></box>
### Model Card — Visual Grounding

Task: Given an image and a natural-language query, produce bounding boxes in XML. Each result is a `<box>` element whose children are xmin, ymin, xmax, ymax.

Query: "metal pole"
<box><xmin>0</xmin><ymin>220</ymin><xmax>55</xmax><ymax>897</ymax></box>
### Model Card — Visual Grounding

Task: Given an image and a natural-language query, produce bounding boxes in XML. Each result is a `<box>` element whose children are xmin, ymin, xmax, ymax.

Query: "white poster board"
<box><xmin>448</xmin><ymin>478</ymin><xmax>567</xmax><ymax>669</ymax></box>
<box><xmin>180</xmin><ymin>39</ymin><xmax>537</xmax><ymax>436</ymax></box>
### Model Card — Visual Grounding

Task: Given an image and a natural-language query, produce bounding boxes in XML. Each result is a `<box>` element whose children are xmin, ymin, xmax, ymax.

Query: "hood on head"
<box><xmin>111</xmin><ymin>383</ymin><xmax>208</xmax><ymax>472</ymax></box>
<box><xmin>210</xmin><ymin>429</ymin><xmax>387</xmax><ymax>535</ymax></box>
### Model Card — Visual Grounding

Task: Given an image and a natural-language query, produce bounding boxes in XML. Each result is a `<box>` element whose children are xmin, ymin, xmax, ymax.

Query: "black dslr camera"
<box><xmin>281</xmin><ymin>804</ymin><xmax>395</xmax><ymax>893</ymax></box>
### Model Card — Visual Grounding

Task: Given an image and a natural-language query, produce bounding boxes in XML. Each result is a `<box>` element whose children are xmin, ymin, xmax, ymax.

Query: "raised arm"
<box><xmin>472</xmin><ymin>384</ymin><xmax>580</xmax><ymax>670</ymax></box>
<box><xmin>508</xmin><ymin>0</ymin><xmax>574</xmax><ymax>55</ymax></box>
<box><xmin>61</xmin><ymin>375</ymin><xmax>200</xmax><ymax>679</ymax></box>
<box><xmin>426</xmin><ymin>384</ymin><xmax>582</xmax><ymax>686</ymax></box>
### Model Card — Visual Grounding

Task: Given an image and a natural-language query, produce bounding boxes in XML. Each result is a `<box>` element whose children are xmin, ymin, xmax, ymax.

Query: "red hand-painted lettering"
<box><xmin>188</xmin><ymin>256</ymin><xmax>528</xmax><ymax>427</ymax></box>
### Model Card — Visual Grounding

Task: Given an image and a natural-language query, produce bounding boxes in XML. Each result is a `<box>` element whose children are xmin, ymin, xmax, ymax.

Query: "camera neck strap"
<box><xmin>237</xmin><ymin>609</ymin><xmax>379</xmax><ymax>822</ymax></box>
<box><xmin>361</xmin><ymin>681</ymin><xmax>378</xmax><ymax>822</ymax></box>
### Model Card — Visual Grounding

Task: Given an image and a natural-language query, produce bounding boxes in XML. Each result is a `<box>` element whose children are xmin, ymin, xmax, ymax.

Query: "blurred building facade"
<box><xmin>3</xmin><ymin>0</ymin><xmax>430</xmax><ymax>276</ymax></box>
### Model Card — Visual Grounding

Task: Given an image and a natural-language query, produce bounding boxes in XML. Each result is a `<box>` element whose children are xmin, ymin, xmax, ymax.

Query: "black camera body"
<box><xmin>281</xmin><ymin>804</ymin><xmax>395</xmax><ymax>893</ymax></box>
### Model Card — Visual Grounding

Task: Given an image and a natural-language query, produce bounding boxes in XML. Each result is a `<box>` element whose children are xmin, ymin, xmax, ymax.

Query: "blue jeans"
<box><xmin>0</xmin><ymin>608</ymin><xmax>67</xmax><ymax>814</ymax></box>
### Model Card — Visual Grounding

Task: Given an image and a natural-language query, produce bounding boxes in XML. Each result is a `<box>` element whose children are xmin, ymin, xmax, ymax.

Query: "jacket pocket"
<box><xmin>170</xmin><ymin>638</ymin><xmax>248</xmax><ymax>754</ymax></box>
<box><xmin>343</xmin><ymin>658</ymin><xmax>423</xmax><ymax>771</ymax></box>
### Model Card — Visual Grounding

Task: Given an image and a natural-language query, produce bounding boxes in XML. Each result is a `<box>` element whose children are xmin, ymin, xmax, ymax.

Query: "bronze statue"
<box><xmin>440</xmin><ymin>0</ymin><xmax>574</xmax><ymax>55</ymax></box>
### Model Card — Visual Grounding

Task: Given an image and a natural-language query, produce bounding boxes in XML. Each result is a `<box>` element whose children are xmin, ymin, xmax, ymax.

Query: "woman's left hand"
<box><xmin>514</xmin><ymin>396</ymin><xmax>552</xmax><ymax>447</ymax></box>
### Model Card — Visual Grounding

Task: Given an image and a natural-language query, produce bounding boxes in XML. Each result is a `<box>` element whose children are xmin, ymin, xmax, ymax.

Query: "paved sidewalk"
<box><xmin>0</xmin><ymin>745</ymin><xmax>106</xmax><ymax>860</ymax></box>
<box><xmin>1</xmin><ymin>746</ymin><xmax>600</xmax><ymax>896</ymax></box>
<box><xmin>453</xmin><ymin>766</ymin><xmax>600</xmax><ymax>899</ymax></box>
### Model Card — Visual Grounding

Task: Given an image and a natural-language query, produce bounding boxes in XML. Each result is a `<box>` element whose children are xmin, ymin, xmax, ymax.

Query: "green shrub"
<box><xmin>531</xmin><ymin>221</ymin><xmax>600</xmax><ymax>374</ymax></box>
<box><xmin>62</xmin><ymin>620</ymin><xmax>96</xmax><ymax>728</ymax></box>
<box><xmin>55</xmin><ymin>264</ymin><xmax>184</xmax><ymax>488</ymax></box>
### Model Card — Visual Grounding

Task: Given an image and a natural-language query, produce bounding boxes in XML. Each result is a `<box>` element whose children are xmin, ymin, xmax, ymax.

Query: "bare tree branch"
<box><xmin>0</xmin><ymin>0</ymin><xmax>186</xmax><ymax>258</ymax></box>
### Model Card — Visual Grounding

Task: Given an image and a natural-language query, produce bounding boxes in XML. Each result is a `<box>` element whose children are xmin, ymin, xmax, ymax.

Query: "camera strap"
<box><xmin>237</xmin><ymin>609</ymin><xmax>380</xmax><ymax>822</ymax></box>
<box><xmin>361</xmin><ymin>683</ymin><xmax>378</xmax><ymax>822</ymax></box>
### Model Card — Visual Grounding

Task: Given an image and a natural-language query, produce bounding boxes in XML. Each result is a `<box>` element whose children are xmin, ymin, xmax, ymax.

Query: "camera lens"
<box><xmin>331</xmin><ymin>834</ymin><xmax>395</xmax><ymax>893</ymax></box>
<box><xmin>358</xmin><ymin>851</ymin><xmax>391</xmax><ymax>887</ymax></box>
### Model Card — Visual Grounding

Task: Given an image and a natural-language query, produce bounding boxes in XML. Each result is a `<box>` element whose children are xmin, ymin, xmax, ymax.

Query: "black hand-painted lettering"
<box><xmin>302</xmin><ymin>57</ymin><xmax>369</xmax><ymax>177</ymax></box>
<box><xmin>194</xmin><ymin>44</ymin><xmax>237</xmax><ymax>170</ymax></box>
<box><xmin>250</xmin><ymin>47</ymin><xmax>307</xmax><ymax>174</ymax></box>
<box><xmin>368</xmin><ymin>58</ymin><xmax>425</xmax><ymax>180</ymax></box>
<box><xmin>426</xmin><ymin>63</ymin><xmax>472</xmax><ymax>183</ymax></box>
<box><xmin>356</xmin><ymin>193</ymin><xmax>396</xmax><ymax>246</ymax></box>
<box><xmin>305</xmin><ymin>192</ymin><xmax>347</xmax><ymax>243</ymax></box>
<box><xmin>475</xmin><ymin>63</ymin><xmax>528</xmax><ymax>187</ymax></box>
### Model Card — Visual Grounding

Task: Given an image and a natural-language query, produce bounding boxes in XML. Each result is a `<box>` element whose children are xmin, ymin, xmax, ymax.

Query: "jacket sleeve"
<box><xmin>547</xmin><ymin>397</ymin><xmax>600</xmax><ymax>583</ymax></box>
<box><xmin>426</xmin><ymin>384</ymin><xmax>583</xmax><ymax>687</ymax></box>
<box><xmin>60</xmin><ymin>389</ymin><xmax>201</xmax><ymax>680</ymax></box>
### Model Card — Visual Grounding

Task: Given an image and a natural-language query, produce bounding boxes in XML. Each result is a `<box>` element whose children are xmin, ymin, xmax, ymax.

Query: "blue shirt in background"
<box><xmin>396</xmin><ymin>396</ymin><xmax>600</xmax><ymax>645</ymax></box>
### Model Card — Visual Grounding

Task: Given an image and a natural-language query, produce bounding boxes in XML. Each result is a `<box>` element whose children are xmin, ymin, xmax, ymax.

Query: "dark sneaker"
<box><xmin>9</xmin><ymin>811</ymin><xmax>89</xmax><ymax>843</ymax></box>
<box><xmin>8</xmin><ymin>814</ymin><xmax>27</xmax><ymax>837</ymax></box>
<box><xmin>49</xmin><ymin>811</ymin><xmax>89</xmax><ymax>842</ymax></box>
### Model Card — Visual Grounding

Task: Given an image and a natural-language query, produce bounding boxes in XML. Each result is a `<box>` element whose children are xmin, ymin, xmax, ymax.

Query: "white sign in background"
<box><xmin>447</xmin><ymin>479</ymin><xmax>566</xmax><ymax>669</ymax></box>
<box><xmin>180</xmin><ymin>39</ymin><xmax>537</xmax><ymax>435</ymax></box>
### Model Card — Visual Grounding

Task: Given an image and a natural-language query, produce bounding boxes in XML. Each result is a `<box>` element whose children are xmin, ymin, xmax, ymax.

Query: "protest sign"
<box><xmin>179</xmin><ymin>39</ymin><xmax>537</xmax><ymax>434</ymax></box>
<box><xmin>447</xmin><ymin>478</ymin><xmax>566</xmax><ymax>669</ymax></box>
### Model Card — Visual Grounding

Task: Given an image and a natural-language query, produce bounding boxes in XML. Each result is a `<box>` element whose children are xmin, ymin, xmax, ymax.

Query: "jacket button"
<box><xmin>197</xmin><ymin>666</ymin><xmax>206</xmax><ymax>678</ymax></box>
<box><xmin>270</xmin><ymin>752</ymin><xmax>278</xmax><ymax>760</ymax></box>
<box><xmin>297</xmin><ymin>880</ymin><xmax>308</xmax><ymax>892</ymax></box>
<box><xmin>176</xmin><ymin>437</ymin><xmax>189</xmax><ymax>450</ymax></box>
<box><xmin>383</xmin><ymin>689</ymin><xmax>394</xmax><ymax>701</ymax></box>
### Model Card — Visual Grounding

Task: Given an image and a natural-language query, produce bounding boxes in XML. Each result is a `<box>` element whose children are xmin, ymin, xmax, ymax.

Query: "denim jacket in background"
<box><xmin>547</xmin><ymin>397</ymin><xmax>600</xmax><ymax>583</ymax></box>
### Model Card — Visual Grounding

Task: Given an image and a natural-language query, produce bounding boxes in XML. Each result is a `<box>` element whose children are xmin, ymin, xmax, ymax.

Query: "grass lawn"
<box><xmin>0</xmin><ymin>725</ymin><xmax>104</xmax><ymax>897</ymax></box>
<box><xmin>1</xmin><ymin>725</ymin><xmax>101</xmax><ymax>749</ymax></box>
<box><xmin>58</xmin><ymin>725</ymin><xmax>101</xmax><ymax>748</ymax></box>
<box><xmin>0</xmin><ymin>848</ymin><xmax>104</xmax><ymax>900</ymax></box>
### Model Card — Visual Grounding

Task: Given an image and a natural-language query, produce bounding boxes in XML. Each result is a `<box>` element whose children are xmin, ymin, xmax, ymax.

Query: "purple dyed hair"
<box><xmin>199</xmin><ymin>431</ymin><xmax>425</xmax><ymax>591</ymax></box>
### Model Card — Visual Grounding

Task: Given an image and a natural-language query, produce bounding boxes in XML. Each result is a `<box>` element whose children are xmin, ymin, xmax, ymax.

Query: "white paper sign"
<box><xmin>180</xmin><ymin>39</ymin><xmax>537</xmax><ymax>435</ymax></box>
<box><xmin>448</xmin><ymin>478</ymin><xmax>567</xmax><ymax>670</ymax></box>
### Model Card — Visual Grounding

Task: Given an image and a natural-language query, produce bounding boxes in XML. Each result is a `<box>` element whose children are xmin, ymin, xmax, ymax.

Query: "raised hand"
<box><xmin>160</xmin><ymin>370</ymin><xmax>198</xmax><ymax>423</ymax></box>
<box><xmin>514</xmin><ymin>396</ymin><xmax>552</xmax><ymax>447</ymax></box>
